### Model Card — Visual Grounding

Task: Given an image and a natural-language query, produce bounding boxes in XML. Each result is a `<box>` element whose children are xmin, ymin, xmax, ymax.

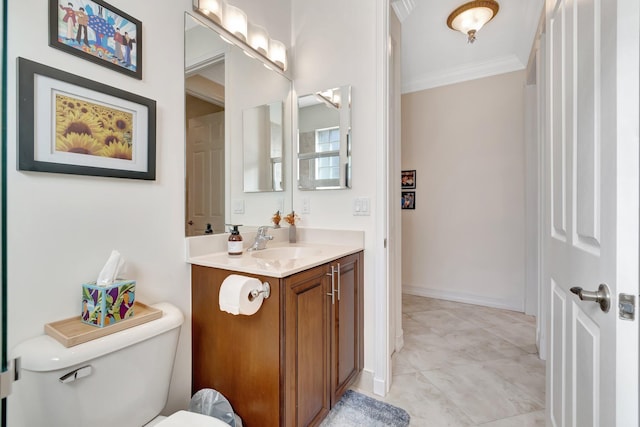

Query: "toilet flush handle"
<box><xmin>59</xmin><ymin>365</ymin><xmax>93</xmax><ymax>384</ymax></box>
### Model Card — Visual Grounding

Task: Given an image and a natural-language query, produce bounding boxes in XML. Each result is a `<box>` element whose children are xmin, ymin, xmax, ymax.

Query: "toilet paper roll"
<box><xmin>219</xmin><ymin>274</ymin><xmax>264</xmax><ymax>315</ymax></box>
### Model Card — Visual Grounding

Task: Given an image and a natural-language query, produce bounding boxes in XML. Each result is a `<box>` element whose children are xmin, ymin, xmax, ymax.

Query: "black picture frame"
<box><xmin>49</xmin><ymin>0</ymin><xmax>142</xmax><ymax>79</ymax></box>
<box><xmin>402</xmin><ymin>191</ymin><xmax>415</xmax><ymax>210</ymax></box>
<box><xmin>17</xmin><ymin>57</ymin><xmax>156</xmax><ymax>180</ymax></box>
<box><xmin>401</xmin><ymin>169</ymin><xmax>416</xmax><ymax>189</ymax></box>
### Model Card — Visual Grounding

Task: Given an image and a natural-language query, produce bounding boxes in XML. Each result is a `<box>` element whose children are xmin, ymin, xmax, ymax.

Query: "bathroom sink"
<box><xmin>250</xmin><ymin>246</ymin><xmax>322</xmax><ymax>260</ymax></box>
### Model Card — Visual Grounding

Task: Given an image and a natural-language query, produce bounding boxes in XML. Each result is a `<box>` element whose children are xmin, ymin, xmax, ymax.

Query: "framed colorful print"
<box><xmin>401</xmin><ymin>191</ymin><xmax>415</xmax><ymax>210</ymax></box>
<box><xmin>17</xmin><ymin>57</ymin><xmax>156</xmax><ymax>180</ymax></box>
<box><xmin>49</xmin><ymin>0</ymin><xmax>142</xmax><ymax>79</ymax></box>
<box><xmin>401</xmin><ymin>169</ymin><xmax>416</xmax><ymax>189</ymax></box>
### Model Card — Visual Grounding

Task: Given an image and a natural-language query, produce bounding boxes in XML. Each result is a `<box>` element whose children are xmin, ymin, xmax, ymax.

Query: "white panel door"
<box><xmin>545</xmin><ymin>0</ymin><xmax>639</xmax><ymax>425</ymax></box>
<box><xmin>186</xmin><ymin>112</ymin><xmax>225</xmax><ymax>236</ymax></box>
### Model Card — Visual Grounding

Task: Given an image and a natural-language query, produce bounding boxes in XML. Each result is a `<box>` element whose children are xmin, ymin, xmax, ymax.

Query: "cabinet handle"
<box><xmin>336</xmin><ymin>263</ymin><xmax>341</xmax><ymax>301</ymax></box>
<box><xmin>326</xmin><ymin>266</ymin><xmax>335</xmax><ymax>305</ymax></box>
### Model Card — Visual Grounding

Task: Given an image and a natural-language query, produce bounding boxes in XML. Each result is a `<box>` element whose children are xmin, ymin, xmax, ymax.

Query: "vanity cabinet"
<box><xmin>191</xmin><ymin>251</ymin><xmax>363</xmax><ymax>427</ymax></box>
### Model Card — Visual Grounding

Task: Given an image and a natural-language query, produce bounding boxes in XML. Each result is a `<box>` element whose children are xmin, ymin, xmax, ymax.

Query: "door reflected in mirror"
<box><xmin>297</xmin><ymin>85</ymin><xmax>352</xmax><ymax>190</ymax></box>
<box><xmin>185</xmin><ymin>13</ymin><xmax>228</xmax><ymax>236</ymax></box>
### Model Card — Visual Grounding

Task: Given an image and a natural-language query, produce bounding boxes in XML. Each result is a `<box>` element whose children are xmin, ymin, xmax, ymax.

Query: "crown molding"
<box><xmin>391</xmin><ymin>0</ymin><xmax>416</xmax><ymax>22</ymax></box>
<box><xmin>401</xmin><ymin>54</ymin><xmax>525</xmax><ymax>94</ymax></box>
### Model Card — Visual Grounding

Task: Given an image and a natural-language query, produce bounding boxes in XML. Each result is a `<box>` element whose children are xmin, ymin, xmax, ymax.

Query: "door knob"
<box><xmin>570</xmin><ymin>283</ymin><xmax>611</xmax><ymax>313</ymax></box>
<box><xmin>188</xmin><ymin>220</ymin><xmax>194</xmax><ymax>225</ymax></box>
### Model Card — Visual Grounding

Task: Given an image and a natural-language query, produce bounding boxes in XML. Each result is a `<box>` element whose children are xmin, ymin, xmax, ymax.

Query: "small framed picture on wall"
<box><xmin>402</xmin><ymin>191</ymin><xmax>415</xmax><ymax>210</ymax></box>
<box><xmin>49</xmin><ymin>0</ymin><xmax>143</xmax><ymax>79</ymax></box>
<box><xmin>401</xmin><ymin>170</ymin><xmax>416</xmax><ymax>189</ymax></box>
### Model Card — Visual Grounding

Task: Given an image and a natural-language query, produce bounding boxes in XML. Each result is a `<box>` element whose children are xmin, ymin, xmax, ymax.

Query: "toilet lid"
<box><xmin>155</xmin><ymin>410</ymin><xmax>230</xmax><ymax>427</ymax></box>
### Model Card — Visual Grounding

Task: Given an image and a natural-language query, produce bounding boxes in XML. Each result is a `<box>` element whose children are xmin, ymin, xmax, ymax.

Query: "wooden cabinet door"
<box><xmin>284</xmin><ymin>265</ymin><xmax>331</xmax><ymax>427</ymax></box>
<box><xmin>191</xmin><ymin>266</ymin><xmax>282</xmax><ymax>427</ymax></box>
<box><xmin>330</xmin><ymin>252</ymin><xmax>364</xmax><ymax>406</ymax></box>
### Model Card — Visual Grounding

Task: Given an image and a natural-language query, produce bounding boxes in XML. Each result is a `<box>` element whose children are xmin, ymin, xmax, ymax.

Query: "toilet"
<box><xmin>9</xmin><ymin>302</ymin><xmax>229</xmax><ymax>427</ymax></box>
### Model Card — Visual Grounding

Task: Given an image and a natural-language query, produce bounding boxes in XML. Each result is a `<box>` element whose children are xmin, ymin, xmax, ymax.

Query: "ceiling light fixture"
<box><xmin>447</xmin><ymin>0</ymin><xmax>499</xmax><ymax>44</ymax></box>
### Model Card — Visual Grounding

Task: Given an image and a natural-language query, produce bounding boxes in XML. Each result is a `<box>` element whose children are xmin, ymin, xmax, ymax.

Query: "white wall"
<box><xmin>291</xmin><ymin>0</ymin><xmax>385</xmax><ymax>377</ymax></box>
<box><xmin>7</xmin><ymin>0</ymin><xmax>195</xmax><ymax>418</ymax></box>
<box><xmin>401</xmin><ymin>71</ymin><xmax>526</xmax><ymax>311</ymax></box>
<box><xmin>6</xmin><ymin>0</ymin><xmax>292</xmax><ymax>422</ymax></box>
<box><xmin>299</xmin><ymin>103</ymin><xmax>339</xmax><ymax>133</ymax></box>
<box><xmin>389</xmin><ymin>5</ymin><xmax>403</xmax><ymax>355</ymax></box>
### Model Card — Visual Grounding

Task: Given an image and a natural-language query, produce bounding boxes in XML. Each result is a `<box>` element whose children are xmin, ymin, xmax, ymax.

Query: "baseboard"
<box><xmin>357</xmin><ymin>369</ymin><xmax>374</xmax><ymax>390</ymax></box>
<box><xmin>373</xmin><ymin>375</ymin><xmax>387</xmax><ymax>397</ymax></box>
<box><xmin>395</xmin><ymin>330</ymin><xmax>404</xmax><ymax>352</ymax></box>
<box><xmin>403</xmin><ymin>285</ymin><xmax>524</xmax><ymax>312</ymax></box>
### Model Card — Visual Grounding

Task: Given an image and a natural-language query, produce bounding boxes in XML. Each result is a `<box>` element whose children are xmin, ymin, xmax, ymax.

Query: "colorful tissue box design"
<box><xmin>81</xmin><ymin>280</ymin><xmax>136</xmax><ymax>327</ymax></box>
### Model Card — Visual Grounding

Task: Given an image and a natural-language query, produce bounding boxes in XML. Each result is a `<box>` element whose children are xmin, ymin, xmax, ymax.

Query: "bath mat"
<box><xmin>320</xmin><ymin>389</ymin><xmax>411</xmax><ymax>427</ymax></box>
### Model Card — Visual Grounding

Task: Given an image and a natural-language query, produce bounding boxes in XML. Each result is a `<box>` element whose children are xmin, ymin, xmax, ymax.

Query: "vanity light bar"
<box><xmin>315</xmin><ymin>88</ymin><xmax>343</xmax><ymax>109</ymax></box>
<box><xmin>193</xmin><ymin>0</ymin><xmax>288</xmax><ymax>72</ymax></box>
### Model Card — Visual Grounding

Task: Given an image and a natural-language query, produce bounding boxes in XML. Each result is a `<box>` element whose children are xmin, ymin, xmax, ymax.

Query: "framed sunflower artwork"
<box><xmin>49</xmin><ymin>0</ymin><xmax>142</xmax><ymax>79</ymax></box>
<box><xmin>17</xmin><ymin>57</ymin><xmax>156</xmax><ymax>180</ymax></box>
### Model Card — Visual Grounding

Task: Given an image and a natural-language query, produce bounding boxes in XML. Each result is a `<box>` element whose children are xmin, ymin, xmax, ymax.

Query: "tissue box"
<box><xmin>81</xmin><ymin>280</ymin><xmax>136</xmax><ymax>327</ymax></box>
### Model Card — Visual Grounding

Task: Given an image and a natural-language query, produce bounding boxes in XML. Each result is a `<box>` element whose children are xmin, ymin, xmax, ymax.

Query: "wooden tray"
<box><xmin>45</xmin><ymin>302</ymin><xmax>162</xmax><ymax>348</ymax></box>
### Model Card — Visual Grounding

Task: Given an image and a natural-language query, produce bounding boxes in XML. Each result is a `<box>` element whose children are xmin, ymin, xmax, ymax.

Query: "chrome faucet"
<box><xmin>248</xmin><ymin>226</ymin><xmax>273</xmax><ymax>251</ymax></box>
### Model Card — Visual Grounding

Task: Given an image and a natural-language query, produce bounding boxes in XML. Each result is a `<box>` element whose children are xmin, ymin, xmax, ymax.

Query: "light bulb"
<box><xmin>223</xmin><ymin>5</ymin><xmax>247</xmax><ymax>42</ymax></box>
<box><xmin>268</xmin><ymin>39</ymin><xmax>287</xmax><ymax>71</ymax></box>
<box><xmin>248</xmin><ymin>23</ymin><xmax>269</xmax><ymax>56</ymax></box>
<box><xmin>198</xmin><ymin>0</ymin><xmax>225</xmax><ymax>25</ymax></box>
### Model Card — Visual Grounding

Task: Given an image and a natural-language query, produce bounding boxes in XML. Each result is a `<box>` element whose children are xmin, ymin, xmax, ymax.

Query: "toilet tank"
<box><xmin>8</xmin><ymin>302</ymin><xmax>184</xmax><ymax>427</ymax></box>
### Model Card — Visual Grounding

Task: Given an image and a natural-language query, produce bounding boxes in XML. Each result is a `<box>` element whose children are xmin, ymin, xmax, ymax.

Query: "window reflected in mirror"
<box><xmin>297</xmin><ymin>85</ymin><xmax>351</xmax><ymax>190</ymax></box>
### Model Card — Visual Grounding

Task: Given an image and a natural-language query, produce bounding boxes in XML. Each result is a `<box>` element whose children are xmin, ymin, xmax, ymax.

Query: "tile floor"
<box><xmin>352</xmin><ymin>295</ymin><xmax>546</xmax><ymax>426</ymax></box>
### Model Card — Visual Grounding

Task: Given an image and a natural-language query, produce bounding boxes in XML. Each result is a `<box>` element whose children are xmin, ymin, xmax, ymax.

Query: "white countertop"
<box><xmin>186</xmin><ymin>228</ymin><xmax>365</xmax><ymax>278</ymax></box>
<box><xmin>188</xmin><ymin>242</ymin><xmax>362</xmax><ymax>278</ymax></box>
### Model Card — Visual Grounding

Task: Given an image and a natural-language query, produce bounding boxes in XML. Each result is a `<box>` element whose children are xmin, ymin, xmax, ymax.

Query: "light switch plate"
<box><xmin>233</xmin><ymin>199</ymin><xmax>245</xmax><ymax>214</ymax></box>
<box><xmin>353</xmin><ymin>197</ymin><xmax>370</xmax><ymax>216</ymax></box>
<box><xmin>302</xmin><ymin>197</ymin><xmax>311</xmax><ymax>214</ymax></box>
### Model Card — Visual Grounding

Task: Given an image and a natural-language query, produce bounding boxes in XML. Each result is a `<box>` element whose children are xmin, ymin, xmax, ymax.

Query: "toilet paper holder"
<box><xmin>249</xmin><ymin>282</ymin><xmax>271</xmax><ymax>301</ymax></box>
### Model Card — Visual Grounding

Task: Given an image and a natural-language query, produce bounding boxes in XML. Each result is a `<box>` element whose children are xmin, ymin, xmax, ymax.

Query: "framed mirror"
<box><xmin>297</xmin><ymin>85</ymin><xmax>351</xmax><ymax>190</ymax></box>
<box><xmin>184</xmin><ymin>13</ymin><xmax>292</xmax><ymax>236</ymax></box>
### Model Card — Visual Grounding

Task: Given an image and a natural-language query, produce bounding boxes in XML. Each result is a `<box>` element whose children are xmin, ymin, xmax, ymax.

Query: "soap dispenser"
<box><xmin>227</xmin><ymin>225</ymin><xmax>243</xmax><ymax>256</ymax></box>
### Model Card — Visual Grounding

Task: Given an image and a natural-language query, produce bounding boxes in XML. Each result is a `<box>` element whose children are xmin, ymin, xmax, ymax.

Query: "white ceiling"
<box><xmin>396</xmin><ymin>0</ymin><xmax>544</xmax><ymax>93</ymax></box>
